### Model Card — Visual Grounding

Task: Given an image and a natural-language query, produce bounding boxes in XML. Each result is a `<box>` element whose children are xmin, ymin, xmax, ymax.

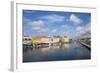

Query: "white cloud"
<box><xmin>69</xmin><ymin>14</ymin><xmax>82</xmax><ymax>25</ymax></box>
<box><xmin>51</xmin><ymin>29</ymin><xmax>57</xmax><ymax>33</ymax></box>
<box><xmin>29</xmin><ymin>20</ymin><xmax>48</xmax><ymax>33</ymax></box>
<box><xmin>61</xmin><ymin>25</ymin><xmax>68</xmax><ymax>28</ymax></box>
<box><xmin>37</xmin><ymin>28</ymin><xmax>49</xmax><ymax>33</ymax></box>
<box><xmin>39</xmin><ymin>14</ymin><xmax>65</xmax><ymax>23</ymax></box>
<box><xmin>29</xmin><ymin>20</ymin><xmax>44</xmax><ymax>27</ymax></box>
<box><xmin>76</xmin><ymin>26</ymin><xmax>83</xmax><ymax>31</ymax></box>
<box><xmin>76</xmin><ymin>23</ymin><xmax>91</xmax><ymax>38</ymax></box>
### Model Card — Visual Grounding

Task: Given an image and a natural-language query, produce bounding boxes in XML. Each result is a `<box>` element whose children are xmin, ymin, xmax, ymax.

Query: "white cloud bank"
<box><xmin>69</xmin><ymin>14</ymin><xmax>82</xmax><ymax>25</ymax></box>
<box><xmin>39</xmin><ymin>14</ymin><xmax>65</xmax><ymax>23</ymax></box>
<box><xmin>29</xmin><ymin>20</ymin><xmax>48</xmax><ymax>33</ymax></box>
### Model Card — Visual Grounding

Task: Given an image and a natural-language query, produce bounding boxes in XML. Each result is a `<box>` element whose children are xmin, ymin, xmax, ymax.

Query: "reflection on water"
<box><xmin>23</xmin><ymin>48</ymin><xmax>33</xmax><ymax>57</ymax></box>
<box><xmin>35</xmin><ymin>43</ymin><xmax>70</xmax><ymax>54</ymax></box>
<box><xmin>23</xmin><ymin>42</ymin><xmax>90</xmax><ymax>62</ymax></box>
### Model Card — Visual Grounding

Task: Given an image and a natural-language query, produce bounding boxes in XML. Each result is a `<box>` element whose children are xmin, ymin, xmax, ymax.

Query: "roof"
<box><xmin>33</xmin><ymin>36</ymin><xmax>49</xmax><ymax>40</ymax></box>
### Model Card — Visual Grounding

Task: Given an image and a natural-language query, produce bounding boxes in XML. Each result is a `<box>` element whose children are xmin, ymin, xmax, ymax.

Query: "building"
<box><xmin>32</xmin><ymin>36</ymin><xmax>50</xmax><ymax>44</ymax></box>
<box><xmin>50</xmin><ymin>36</ymin><xmax>60</xmax><ymax>43</ymax></box>
<box><xmin>61</xmin><ymin>35</ymin><xmax>70</xmax><ymax>43</ymax></box>
<box><xmin>32</xmin><ymin>35</ymin><xmax>70</xmax><ymax>45</ymax></box>
<box><xmin>23</xmin><ymin>35</ymin><xmax>33</xmax><ymax>50</ymax></box>
<box><xmin>23</xmin><ymin>35</ymin><xmax>32</xmax><ymax>45</ymax></box>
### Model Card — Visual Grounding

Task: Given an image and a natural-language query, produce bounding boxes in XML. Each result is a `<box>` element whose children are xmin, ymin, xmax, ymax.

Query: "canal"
<box><xmin>23</xmin><ymin>41</ymin><xmax>91</xmax><ymax>62</ymax></box>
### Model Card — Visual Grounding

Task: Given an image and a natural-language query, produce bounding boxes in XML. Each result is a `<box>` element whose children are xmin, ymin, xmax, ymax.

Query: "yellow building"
<box><xmin>32</xmin><ymin>35</ymin><xmax>70</xmax><ymax>44</ymax></box>
<box><xmin>32</xmin><ymin>36</ymin><xmax>50</xmax><ymax>44</ymax></box>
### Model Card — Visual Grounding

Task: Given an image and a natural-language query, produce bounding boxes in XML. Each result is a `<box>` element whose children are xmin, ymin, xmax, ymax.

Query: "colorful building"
<box><xmin>32</xmin><ymin>36</ymin><xmax>50</xmax><ymax>44</ymax></box>
<box><xmin>23</xmin><ymin>35</ymin><xmax>32</xmax><ymax>45</ymax></box>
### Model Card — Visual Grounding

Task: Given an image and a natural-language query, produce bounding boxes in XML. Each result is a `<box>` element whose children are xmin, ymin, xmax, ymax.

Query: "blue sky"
<box><xmin>23</xmin><ymin>10</ymin><xmax>91</xmax><ymax>39</ymax></box>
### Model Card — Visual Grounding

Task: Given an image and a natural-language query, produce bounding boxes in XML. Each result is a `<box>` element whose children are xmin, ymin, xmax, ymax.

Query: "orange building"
<box><xmin>32</xmin><ymin>36</ymin><xmax>50</xmax><ymax>44</ymax></box>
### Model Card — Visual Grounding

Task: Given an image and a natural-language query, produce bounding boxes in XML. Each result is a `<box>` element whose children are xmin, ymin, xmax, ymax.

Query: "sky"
<box><xmin>23</xmin><ymin>10</ymin><xmax>91</xmax><ymax>39</ymax></box>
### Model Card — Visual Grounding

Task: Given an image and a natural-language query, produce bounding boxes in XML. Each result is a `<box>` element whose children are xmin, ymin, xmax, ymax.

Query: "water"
<box><xmin>23</xmin><ymin>41</ymin><xmax>90</xmax><ymax>62</ymax></box>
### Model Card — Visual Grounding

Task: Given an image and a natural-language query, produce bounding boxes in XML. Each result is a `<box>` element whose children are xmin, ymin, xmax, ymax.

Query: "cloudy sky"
<box><xmin>23</xmin><ymin>10</ymin><xmax>91</xmax><ymax>39</ymax></box>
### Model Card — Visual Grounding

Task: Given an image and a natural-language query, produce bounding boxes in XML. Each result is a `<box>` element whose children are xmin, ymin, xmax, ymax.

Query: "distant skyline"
<box><xmin>23</xmin><ymin>10</ymin><xmax>91</xmax><ymax>39</ymax></box>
